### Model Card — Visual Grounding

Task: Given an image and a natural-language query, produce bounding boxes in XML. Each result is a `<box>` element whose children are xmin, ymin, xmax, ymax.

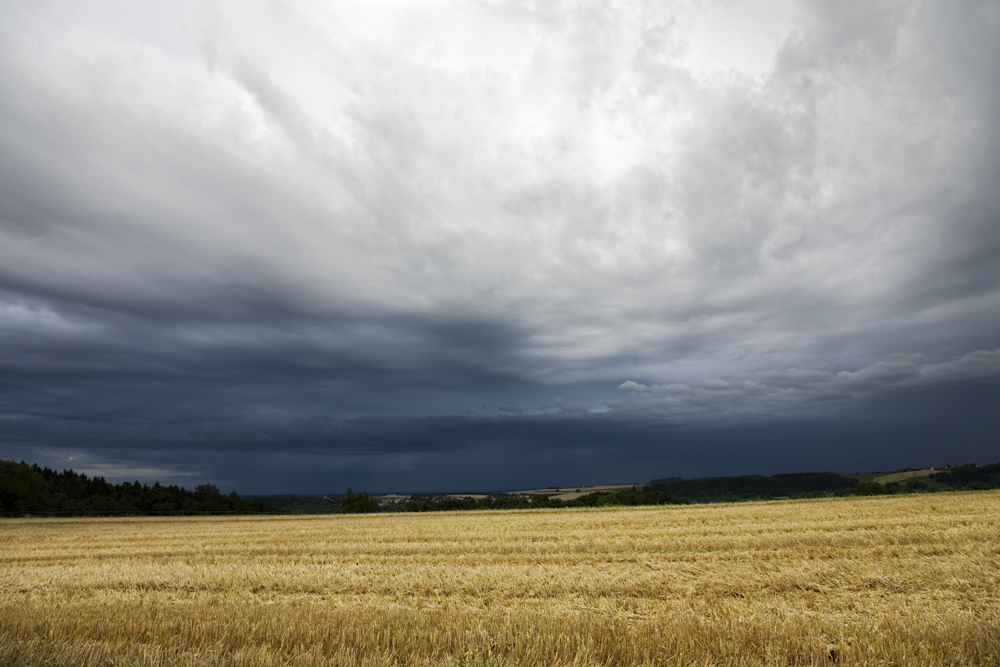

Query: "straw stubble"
<box><xmin>1</xmin><ymin>492</ymin><xmax>998</xmax><ymax>666</ymax></box>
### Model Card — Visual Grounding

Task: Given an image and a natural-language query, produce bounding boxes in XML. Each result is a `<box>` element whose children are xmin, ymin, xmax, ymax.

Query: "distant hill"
<box><xmin>3</xmin><ymin>458</ymin><xmax>999</xmax><ymax>517</ymax></box>
<box><xmin>645</xmin><ymin>472</ymin><xmax>858</xmax><ymax>501</ymax></box>
<box><xmin>645</xmin><ymin>464</ymin><xmax>1000</xmax><ymax>501</ymax></box>
<box><xmin>929</xmin><ymin>463</ymin><xmax>1000</xmax><ymax>488</ymax></box>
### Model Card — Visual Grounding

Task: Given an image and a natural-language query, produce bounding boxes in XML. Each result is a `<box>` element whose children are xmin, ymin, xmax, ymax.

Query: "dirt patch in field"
<box><xmin>514</xmin><ymin>484</ymin><xmax>640</xmax><ymax>501</ymax></box>
<box><xmin>874</xmin><ymin>468</ymin><xmax>939</xmax><ymax>484</ymax></box>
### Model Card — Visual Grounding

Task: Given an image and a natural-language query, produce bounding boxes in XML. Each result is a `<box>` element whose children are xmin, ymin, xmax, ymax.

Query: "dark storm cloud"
<box><xmin>1</xmin><ymin>1</ymin><xmax>998</xmax><ymax>491</ymax></box>
<box><xmin>0</xmin><ymin>292</ymin><xmax>539</xmax><ymax>423</ymax></box>
<box><xmin>5</xmin><ymin>348</ymin><xmax>995</xmax><ymax>450</ymax></box>
<box><xmin>613</xmin><ymin>349</ymin><xmax>1000</xmax><ymax>423</ymax></box>
<box><xmin>4</xmin><ymin>380</ymin><xmax>998</xmax><ymax>494</ymax></box>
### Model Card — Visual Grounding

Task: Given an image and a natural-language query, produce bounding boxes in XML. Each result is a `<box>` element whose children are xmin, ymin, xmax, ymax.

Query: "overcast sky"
<box><xmin>1</xmin><ymin>0</ymin><xmax>998</xmax><ymax>494</ymax></box>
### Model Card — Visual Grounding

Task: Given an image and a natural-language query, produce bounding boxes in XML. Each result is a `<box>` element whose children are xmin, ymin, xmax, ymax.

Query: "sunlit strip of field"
<box><xmin>1</xmin><ymin>492</ymin><xmax>998</xmax><ymax>667</ymax></box>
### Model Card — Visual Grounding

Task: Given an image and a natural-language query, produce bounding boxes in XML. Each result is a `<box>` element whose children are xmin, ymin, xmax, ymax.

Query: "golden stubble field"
<box><xmin>1</xmin><ymin>492</ymin><xmax>998</xmax><ymax>667</ymax></box>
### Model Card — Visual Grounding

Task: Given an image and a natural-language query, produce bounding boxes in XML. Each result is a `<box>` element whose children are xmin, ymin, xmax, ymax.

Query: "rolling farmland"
<box><xmin>2</xmin><ymin>492</ymin><xmax>999</xmax><ymax>667</ymax></box>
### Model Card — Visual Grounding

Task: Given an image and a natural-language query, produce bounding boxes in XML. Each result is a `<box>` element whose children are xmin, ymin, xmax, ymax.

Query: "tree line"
<box><xmin>0</xmin><ymin>459</ymin><xmax>278</xmax><ymax>516</ymax></box>
<box><xmin>644</xmin><ymin>472</ymin><xmax>859</xmax><ymax>501</ymax></box>
<box><xmin>929</xmin><ymin>463</ymin><xmax>1000</xmax><ymax>488</ymax></box>
<box><xmin>375</xmin><ymin>489</ymin><xmax>690</xmax><ymax>514</ymax></box>
<box><xmin>4</xmin><ymin>458</ymin><xmax>998</xmax><ymax>517</ymax></box>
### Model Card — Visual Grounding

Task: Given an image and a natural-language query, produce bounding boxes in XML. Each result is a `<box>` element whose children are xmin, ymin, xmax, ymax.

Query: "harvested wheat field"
<box><xmin>1</xmin><ymin>492</ymin><xmax>999</xmax><ymax>667</ymax></box>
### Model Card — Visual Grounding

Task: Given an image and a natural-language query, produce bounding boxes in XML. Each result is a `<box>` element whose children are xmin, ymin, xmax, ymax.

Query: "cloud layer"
<box><xmin>614</xmin><ymin>349</ymin><xmax>1000</xmax><ymax>422</ymax></box>
<box><xmin>0</xmin><ymin>0</ymin><xmax>998</xmax><ymax>490</ymax></box>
